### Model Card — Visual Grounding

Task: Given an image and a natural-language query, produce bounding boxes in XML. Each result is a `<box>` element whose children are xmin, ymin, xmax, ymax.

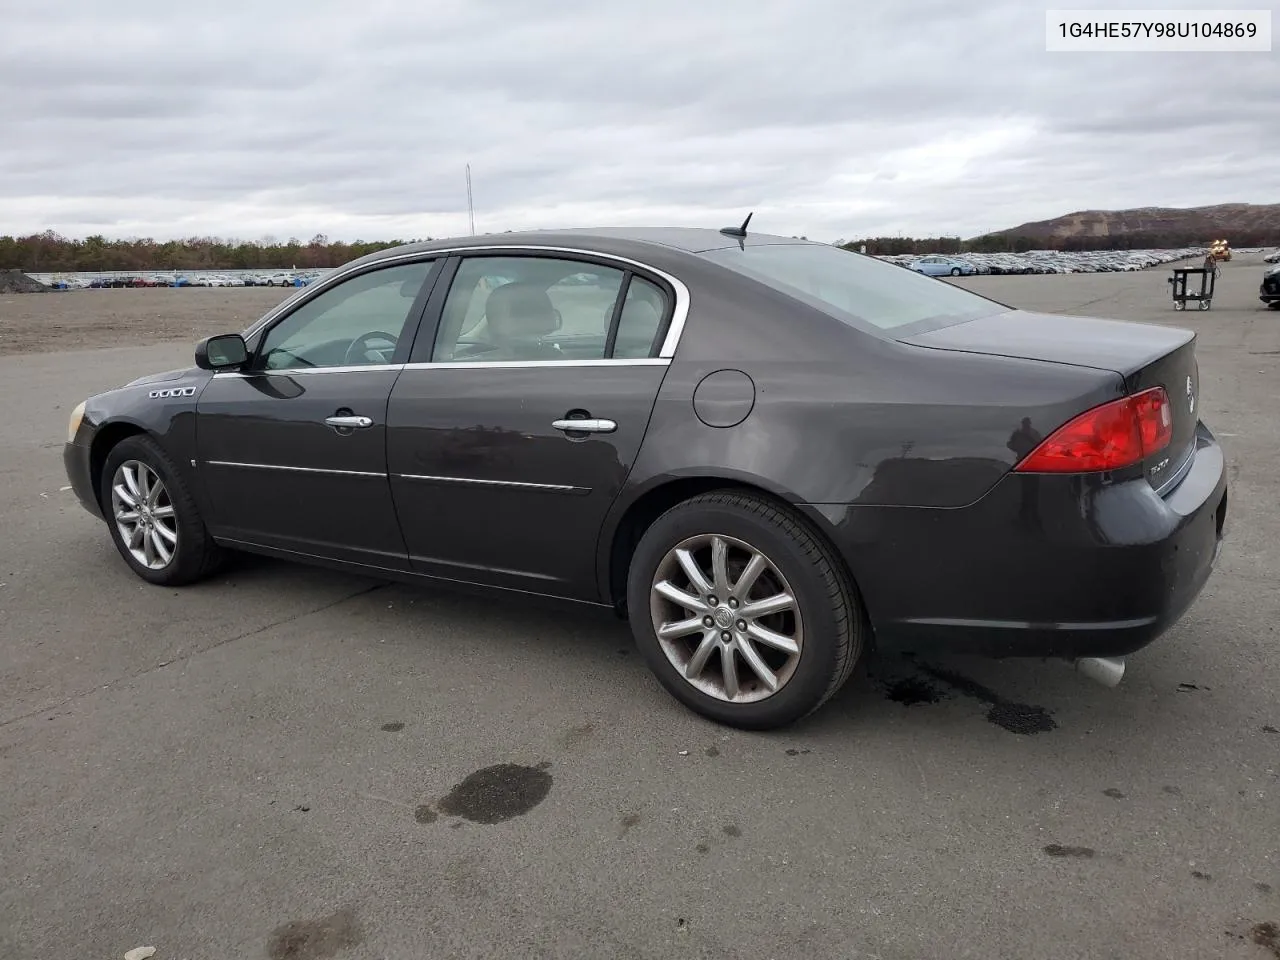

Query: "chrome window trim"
<box><xmin>240</xmin><ymin>244</ymin><xmax>692</xmax><ymax>360</ymax></box>
<box><xmin>212</xmin><ymin>358</ymin><xmax>671</xmax><ymax>378</ymax></box>
<box><xmin>205</xmin><ymin>460</ymin><xmax>385</xmax><ymax>479</ymax></box>
<box><xmin>402</xmin><ymin>358</ymin><xmax>670</xmax><ymax>371</ymax></box>
<box><xmin>395</xmin><ymin>473</ymin><xmax>588</xmax><ymax>494</ymax></box>
<box><xmin>213</xmin><ymin>363</ymin><xmax>403</xmax><ymax>378</ymax></box>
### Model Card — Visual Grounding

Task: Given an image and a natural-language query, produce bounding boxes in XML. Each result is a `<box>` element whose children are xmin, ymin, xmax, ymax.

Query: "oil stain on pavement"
<box><xmin>426</xmin><ymin>763</ymin><xmax>553</xmax><ymax>825</ymax></box>
<box><xmin>267</xmin><ymin>906</ymin><xmax>363</xmax><ymax>960</ymax></box>
<box><xmin>1043</xmin><ymin>844</ymin><xmax>1096</xmax><ymax>858</ymax></box>
<box><xmin>911</xmin><ymin>660</ymin><xmax>1056</xmax><ymax>734</ymax></box>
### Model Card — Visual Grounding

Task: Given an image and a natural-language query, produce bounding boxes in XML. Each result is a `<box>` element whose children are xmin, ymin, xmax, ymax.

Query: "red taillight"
<box><xmin>1013</xmin><ymin>387</ymin><xmax>1173</xmax><ymax>473</ymax></box>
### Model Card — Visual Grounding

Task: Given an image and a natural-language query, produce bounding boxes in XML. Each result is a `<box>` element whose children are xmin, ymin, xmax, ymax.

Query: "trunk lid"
<box><xmin>901</xmin><ymin>309</ymin><xmax>1200</xmax><ymax>490</ymax></box>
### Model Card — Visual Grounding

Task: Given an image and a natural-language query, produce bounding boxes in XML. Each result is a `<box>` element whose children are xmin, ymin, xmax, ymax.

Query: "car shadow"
<box><xmin>194</xmin><ymin>553</ymin><xmax>1212</xmax><ymax>743</ymax></box>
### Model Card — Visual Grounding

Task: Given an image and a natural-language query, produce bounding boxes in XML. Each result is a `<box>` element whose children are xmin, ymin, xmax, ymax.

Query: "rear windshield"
<box><xmin>700</xmin><ymin>242</ymin><xmax>1007</xmax><ymax>335</ymax></box>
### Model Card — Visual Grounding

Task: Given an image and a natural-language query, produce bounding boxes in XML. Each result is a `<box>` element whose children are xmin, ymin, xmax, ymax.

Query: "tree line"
<box><xmin>4</xmin><ymin>225</ymin><xmax>1278</xmax><ymax>273</ymax></box>
<box><xmin>0</xmin><ymin>232</ymin><xmax>420</xmax><ymax>273</ymax></box>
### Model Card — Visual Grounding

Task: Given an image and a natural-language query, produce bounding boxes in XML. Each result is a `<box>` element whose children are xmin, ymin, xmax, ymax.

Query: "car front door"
<box><xmin>385</xmin><ymin>251</ymin><xmax>676</xmax><ymax>600</ymax></box>
<box><xmin>196</xmin><ymin>257</ymin><xmax>441</xmax><ymax>569</ymax></box>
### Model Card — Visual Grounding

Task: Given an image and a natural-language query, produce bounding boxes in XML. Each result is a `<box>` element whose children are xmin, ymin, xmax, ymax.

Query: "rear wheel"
<box><xmin>101</xmin><ymin>435</ymin><xmax>224</xmax><ymax>586</ymax></box>
<box><xmin>950</xmin><ymin>267</ymin><xmax>961</xmax><ymax>276</ymax></box>
<box><xmin>626</xmin><ymin>491</ymin><xmax>865</xmax><ymax>729</ymax></box>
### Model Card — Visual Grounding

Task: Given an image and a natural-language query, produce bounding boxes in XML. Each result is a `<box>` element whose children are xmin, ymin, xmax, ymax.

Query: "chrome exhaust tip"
<box><xmin>1073</xmin><ymin>656</ymin><xmax>1126</xmax><ymax>688</ymax></box>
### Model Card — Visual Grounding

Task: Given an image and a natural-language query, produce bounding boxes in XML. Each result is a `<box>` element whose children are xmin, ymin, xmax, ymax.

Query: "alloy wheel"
<box><xmin>110</xmin><ymin>460</ymin><xmax>178</xmax><ymax>570</ymax></box>
<box><xmin>649</xmin><ymin>533</ymin><xmax>804</xmax><ymax>703</ymax></box>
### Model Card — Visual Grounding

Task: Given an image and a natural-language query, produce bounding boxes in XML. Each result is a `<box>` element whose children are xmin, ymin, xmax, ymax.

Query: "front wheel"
<box><xmin>626</xmin><ymin>491</ymin><xmax>866</xmax><ymax>729</ymax></box>
<box><xmin>101</xmin><ymin>435</ymin><xmax>225</xmax><ymax>586</ymax></box>
<box><xmin>950</xmin><ymin>267</ymin><xmax>961</xmax><ymax>276</ymax></box>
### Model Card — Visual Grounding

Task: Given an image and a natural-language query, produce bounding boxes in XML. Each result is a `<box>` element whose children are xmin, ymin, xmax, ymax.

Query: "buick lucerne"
<box><xmin>63</xmin><ymin>227</ymin><xmax>1228</xmax><ymax>728</ymax></box>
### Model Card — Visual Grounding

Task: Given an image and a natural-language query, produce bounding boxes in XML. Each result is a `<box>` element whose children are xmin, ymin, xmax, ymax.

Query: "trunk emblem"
<box><xmin>1186</xmin><ymin>376</ymin><xmax>1195</xmax><ymax>415</ymax></box>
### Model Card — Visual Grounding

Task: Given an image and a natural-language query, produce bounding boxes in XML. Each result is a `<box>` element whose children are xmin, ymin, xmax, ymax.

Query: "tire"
<box><xmin>950</xmin><ymin>267</ymin><xmax>961</xmax><ymax>276</ymax></box>
<box><xmin>100</xmin><ymin>434</ymin><xmax>225</xmax><ymax>586</ymax></box>
<box><xmin>626</xmin><ymin>491</ymin><xmax>866</xmax><ymax>729</ymax></box>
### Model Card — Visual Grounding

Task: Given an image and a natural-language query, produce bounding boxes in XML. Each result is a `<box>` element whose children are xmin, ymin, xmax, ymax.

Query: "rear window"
<box><xmin>700</xmin><ymin>242</ymin><xmax>1007</xmax><ymax>335</ymax></box>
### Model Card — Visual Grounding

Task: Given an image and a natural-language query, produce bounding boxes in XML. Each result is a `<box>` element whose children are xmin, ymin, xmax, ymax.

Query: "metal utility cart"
<box><xmin>1168</xmin><ymin>264</ymin><xmax>1217</xmax><ymax>311</ymax></box>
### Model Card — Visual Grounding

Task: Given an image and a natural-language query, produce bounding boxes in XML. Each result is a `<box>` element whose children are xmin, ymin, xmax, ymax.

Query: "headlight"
<box><xmin>67</xmin><ymin>400</ymin><xmax>86</xmax><ymax>443</ymax></box>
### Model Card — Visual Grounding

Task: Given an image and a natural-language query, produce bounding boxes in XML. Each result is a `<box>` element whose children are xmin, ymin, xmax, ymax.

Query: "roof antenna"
<box><xmin>719</xmin><ymin>211</ymin><xmax>753</xmax><ymax>239</ymax></box>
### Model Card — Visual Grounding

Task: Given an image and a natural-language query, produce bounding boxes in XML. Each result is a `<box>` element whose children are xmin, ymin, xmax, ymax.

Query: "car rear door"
<box><xmin>385</xmin><ymin>250</ymin><xmax>678</xmax><ymax>600</ymax></box>
<box><xmin>195</xmin><ymin>256</ymin><xmax>442</xmax><ymax>569</ymax></box>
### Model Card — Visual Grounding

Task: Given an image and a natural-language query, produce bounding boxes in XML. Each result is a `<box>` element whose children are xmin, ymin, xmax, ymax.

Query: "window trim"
<box><xmin>409</xmin><ymin>249</ymin><xmax>677</xmax><ymax>366</ymax></box>
<box><xmin>243</xmin><ymin>257</ymin><xmax>443</xmax><ymax>374</ymax></box>
<box><xmin>240</xmin><ymin>245</ymin><xmax>691</xmax><ymax>364</ymax></box>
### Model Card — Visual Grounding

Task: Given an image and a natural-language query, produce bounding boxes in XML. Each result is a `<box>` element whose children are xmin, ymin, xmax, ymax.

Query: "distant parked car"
<box><xmin>909</xmin><ymin>256</ymin><xmax>976</xmax><ymax>277</ymax></box>
<box><xmin>1261</xmin><ymin>265</ymin><xmax>1280</xmax><ymax>309</ymax></box>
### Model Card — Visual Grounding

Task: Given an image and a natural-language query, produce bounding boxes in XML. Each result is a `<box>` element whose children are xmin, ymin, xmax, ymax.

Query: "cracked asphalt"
<box><xmin>2</xmin><ymin>256</ymin><xmax>1278</xmax><ymax>959</ymax></box>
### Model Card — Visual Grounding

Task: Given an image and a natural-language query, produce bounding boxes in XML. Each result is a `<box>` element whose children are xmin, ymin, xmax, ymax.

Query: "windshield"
<box><xmin>700</xmin><ymin>243</ymin><xmax>1007</xmax><ymax>335</ymax></box>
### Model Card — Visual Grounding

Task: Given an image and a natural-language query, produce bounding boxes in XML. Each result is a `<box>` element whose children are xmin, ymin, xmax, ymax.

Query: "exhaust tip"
<box><xmin>1074</xmin><ymin>656</ymin><xmax>1126</xmax><ymax>688</ymax></box>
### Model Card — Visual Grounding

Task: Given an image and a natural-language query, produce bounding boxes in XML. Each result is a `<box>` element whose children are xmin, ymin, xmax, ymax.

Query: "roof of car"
<box><xmin>362</xmin><ymin>226</ymin><xmax>816</xmax><ymax>263</ymax></box>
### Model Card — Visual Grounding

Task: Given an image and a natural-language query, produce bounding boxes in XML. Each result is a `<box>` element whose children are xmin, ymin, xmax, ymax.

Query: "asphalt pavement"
<box><xmin>2</xmin><ymin>257</ymin><xmax>1278</xmax><ymax>960</ymax></box>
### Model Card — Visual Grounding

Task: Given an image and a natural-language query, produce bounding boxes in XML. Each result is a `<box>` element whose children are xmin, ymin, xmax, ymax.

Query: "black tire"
<box><xmin>100</xmin><ymin>434</ymin><xmax>225</xmax><ymax>586</ymax></box>
<box><xmin>626</xmin><ymin>490</ymin><xmax>866</xmax><ymax>729</ymax></box>
<box><xmin>950</xmin><ymin>267</ymin><xmax>961</xmax><ymax>276</ymax></box>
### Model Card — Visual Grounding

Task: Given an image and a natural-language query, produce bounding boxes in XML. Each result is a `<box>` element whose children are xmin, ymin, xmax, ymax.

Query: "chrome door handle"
<box><xmin>552</xmin><ymin>418</ymin><xmax>617</xmax><ymax>434</ymax></box>
<box><xmin>325</xmin><ymin>415</ymin><xmax>374</xmax><ymax>429</ymax></box>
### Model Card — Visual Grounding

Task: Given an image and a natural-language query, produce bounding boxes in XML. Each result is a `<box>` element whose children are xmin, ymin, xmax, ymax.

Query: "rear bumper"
<box><xmin>63</xmin><ymin>441</ymin><xmax>104</xmax><ymax>520</ymax></box>
<box><xmin>817</xmin><ymin>421</ymin><xmax>1228</xmax><ymax>659</ymax></box>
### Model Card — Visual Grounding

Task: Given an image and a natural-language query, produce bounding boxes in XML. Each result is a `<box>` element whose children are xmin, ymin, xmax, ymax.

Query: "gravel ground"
<box><xmin>0</xmin><ymin>287</ymin><xmax>292</xmax><ymax>356</ymax></box>
<box><xmin>0</xmin><ymin>254</ymin><xmax>1277</xmax><ymax>960</ymax></box>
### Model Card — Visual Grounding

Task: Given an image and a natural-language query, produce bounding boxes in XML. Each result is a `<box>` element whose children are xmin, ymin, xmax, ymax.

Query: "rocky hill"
<box><xmin>979</xmin><ymin>203</ymin><xmax>1280</xmax><ymax>244</ymax></box>
<box><xmin>0</xmin><ymin>269</ymin><xmax>49</xmax><ymax>293</ymax></box>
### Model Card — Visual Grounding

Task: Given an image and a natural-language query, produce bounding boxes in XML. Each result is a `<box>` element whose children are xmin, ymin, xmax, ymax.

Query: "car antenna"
<box><xmin>719</xmin><ymin>212</ymin><xmax>753</xmax><ymax>239</ymax></box>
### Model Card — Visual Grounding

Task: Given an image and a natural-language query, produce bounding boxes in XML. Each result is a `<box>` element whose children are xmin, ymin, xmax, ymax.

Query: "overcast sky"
<box><xmin>1</xmin><ymin>0</ymin><xmax>1276</xmax><ymax>243</ymax></box>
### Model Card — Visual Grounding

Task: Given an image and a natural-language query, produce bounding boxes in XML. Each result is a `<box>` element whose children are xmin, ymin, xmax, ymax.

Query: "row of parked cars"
<box><xmin>882</xmin><ymin>247</ymin><xmax>1212</xmax><ymax>276</ymax></box>
<box><xmin>43</xmin><ymin>271</ymin><xmax>324</xmax><ymax>290</ymax></box>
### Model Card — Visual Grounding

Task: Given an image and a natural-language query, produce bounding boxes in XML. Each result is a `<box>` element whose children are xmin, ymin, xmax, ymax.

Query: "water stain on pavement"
<box><xmin>620</xmin><ymin>813</ymin><xmax>641</xmax><ymax>836</ymax></box>
<box><xmin>380</xmin><ymin>722</ymin><xmax>404</xmax><ymax>732</ymax></box>
<box><xmin>695</xmin><ymin>843</ymin><xmax>710</xmax><ymax>854</ymax></box>
<box><xmin>705</xmin><ymin>746</ymin><xmax>720</xmax><ymax>757</ymax></box>
<box><xmin>913</xmin><ymin>661</ymin><xmax>1056</xmax><ymax>734</ymax></box>
<box><xmin>436</xmin><ymin>763</ymin><xmax>553</xmax><ymax>824</ymax></box>
<box><xmin>1191</xmin><ymin>870</ymin><xmax>1212</xmax><ymax>881</ymax></box>
<box><xmin>1162</xmin><ymin>785</ymin><xmax>1183</xmax><ymax>796</ymax></box>
<box><xmin>1043</xmin><ymin>844</ymin><xmax>1096</xmax><ymax>858</ymax></box>
<box><xmin>1103</xmin><ymin>788</ymin><xmax>1126</xmax><ymax>799</ymax></box>
<box><xmin>722</xmin><ymin>824</ymin><xmax>741</xmax><ymax>838</ymax></box>
<box><xmin>267</xmin><ymin>906</ymin><xmax>363</xmax><ymax>960</ymax></box>
<box><xmin>785</xmin><ymin>748</ymin><xmax>811</xmax><ymax>756</ymax></box>
<box><xmin>1258</xmin><ymin>882</ymin><xmax>1274</xmax><ymax>894</ymax></box>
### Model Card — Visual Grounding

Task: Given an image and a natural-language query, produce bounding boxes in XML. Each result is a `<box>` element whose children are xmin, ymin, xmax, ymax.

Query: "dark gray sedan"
<box><xmin>63</xmin><ymin>227</ymin><xmax>1228</xmax><ymax>729</ymax></box>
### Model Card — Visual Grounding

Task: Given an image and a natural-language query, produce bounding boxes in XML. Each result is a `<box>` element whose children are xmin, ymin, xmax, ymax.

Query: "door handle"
<box><xmin>325</xmin><ymin>415</ymin><xmax>374</xmax><ymax>429</ymax></box>
<box><xmin>552</xmin><ymin>418</ymin><xmax>616</xmax><ymax>434</ymax></box>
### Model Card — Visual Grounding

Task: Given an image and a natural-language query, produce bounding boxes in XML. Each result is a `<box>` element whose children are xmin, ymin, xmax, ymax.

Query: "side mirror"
<box><xmin>195</xmin><ymin>333</ymin><xmax>248</xmax><ymax>370</ymax></box>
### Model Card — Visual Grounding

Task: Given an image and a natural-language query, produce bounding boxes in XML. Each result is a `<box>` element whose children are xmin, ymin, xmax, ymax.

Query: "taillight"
<box><xmin>1013</xmin><ymin>387</ymin><xmax>1173</xmax><ymax>473</ymax></box>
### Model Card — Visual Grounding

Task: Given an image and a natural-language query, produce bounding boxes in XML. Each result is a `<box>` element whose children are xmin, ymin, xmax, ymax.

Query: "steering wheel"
<box><xmin>343</xmin><ymin>330</ymin><xmax>399</xmax><ymax>365</ymax></box>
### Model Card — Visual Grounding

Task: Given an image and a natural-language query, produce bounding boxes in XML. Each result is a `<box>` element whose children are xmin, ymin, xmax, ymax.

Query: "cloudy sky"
<box><xmin>1</xmin><ymin>0</ymin><xmax>1276</xmax><ymax>243</ymax></box>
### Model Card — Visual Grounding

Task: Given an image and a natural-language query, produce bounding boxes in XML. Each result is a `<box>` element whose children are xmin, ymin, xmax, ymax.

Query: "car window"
<box><xmin>611</xmin><ymin>276</ymin><xmax>668</xmax><ymax>359</ymax></box>
<box><xmin>256</xmin><ymin>260</ymin><xmax>435</xmax><ymax>370</ymax></box>
<box><xmin>701</xmin><ymin>243</ymin><xmax>1005</xmax><ymax>335</ymax></box>
<box><xmin>431</xmin><ymin>256</ymin><xmax>632</xmax><ymax>362</ymax></box>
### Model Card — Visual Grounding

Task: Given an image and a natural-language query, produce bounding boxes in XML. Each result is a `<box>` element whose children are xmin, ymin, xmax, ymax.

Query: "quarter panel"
<box><xmin>624</xmin><ymin>347</ymin><xmax>1124</xmax><ymax>510</ymax></box>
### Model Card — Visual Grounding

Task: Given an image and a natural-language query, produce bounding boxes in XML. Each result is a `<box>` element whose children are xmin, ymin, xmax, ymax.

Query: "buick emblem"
<box><xmin>1186</xmin><ymin>375</ymin><xmax>1195</xmax><ymax>415</ymax></box>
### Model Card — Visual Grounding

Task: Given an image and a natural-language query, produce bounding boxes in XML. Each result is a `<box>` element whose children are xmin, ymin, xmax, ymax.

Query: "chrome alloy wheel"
<box><xmin>110</xmin><ymin>460</ymin><xmax>178</xmax><ymax>570</ymax></box>
<box><xmin>649</xmin><ymin>533</ymin><xmax>803</xmax><ymax>704</ymax></box>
